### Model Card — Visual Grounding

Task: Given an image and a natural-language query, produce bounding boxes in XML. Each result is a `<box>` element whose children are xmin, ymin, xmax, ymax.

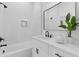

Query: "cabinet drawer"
<box><xmin>49</xmin><ymin>46</ymin><xmax>64</xmax><ymax>57</ymax></box>
<box><xmin>61</xmin><ymin>50</ymin><xmax>77</xmax><ymax>57</ymax></box>
<box><xmin>49</xmin><ymin>46</ymin><xmax>76</xmax><ymax>57</ymax></box>
<box><xmin>32</xmin><ymin>39</ymin><xmax>49</xmax><ymax>57</ymax></box>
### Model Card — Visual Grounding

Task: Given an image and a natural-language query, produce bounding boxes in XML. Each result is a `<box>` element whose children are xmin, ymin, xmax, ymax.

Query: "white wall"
<box><xmin>32</xmin><ymin>3</ymin><xmax>41</xmax><ymax>36</ymax></box>
<box><xmin>72</xmin><ymin>2</ymin><xmax>79</xmax><ymax>46</ymax></box>
<box><xmin>0</xmin><ymin>2</ymin><xmax>41</xmax><ymax>45</ymax></box>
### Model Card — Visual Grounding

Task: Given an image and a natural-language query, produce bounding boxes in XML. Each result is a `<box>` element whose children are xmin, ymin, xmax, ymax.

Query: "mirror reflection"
<box><xmin>42</xmin><ymin>2</ymin><xmax>75</xmax><ymax>31</ymax></box>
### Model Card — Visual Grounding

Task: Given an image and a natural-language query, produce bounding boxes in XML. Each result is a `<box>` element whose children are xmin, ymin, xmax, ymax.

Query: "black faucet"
<box><xmin>45</xmin><ymin>31</ymin><xmax>49</xmax><ymax>37</ymax></box>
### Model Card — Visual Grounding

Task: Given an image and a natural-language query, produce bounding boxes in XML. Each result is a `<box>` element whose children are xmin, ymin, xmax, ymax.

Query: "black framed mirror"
<box><xmin>42</xmin><ymin>2</ymin><xmax>75</xmax><ymax>31</ymax></box>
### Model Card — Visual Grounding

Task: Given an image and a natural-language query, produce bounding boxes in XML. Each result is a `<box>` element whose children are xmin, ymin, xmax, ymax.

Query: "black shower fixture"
<box><xmin>0</xmin><ymin>2</ymin><xmax>7</xmax><ymax>8</ymax></box>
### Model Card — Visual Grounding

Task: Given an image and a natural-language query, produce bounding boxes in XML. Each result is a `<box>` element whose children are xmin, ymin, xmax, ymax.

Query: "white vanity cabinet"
<box><xmin>32</xmin><ymin>36</ymin><xmax>78</xmax><ymax>57</ymax></box>
<box><xmin>32</xmin><ymin>39</ymin><xmax>49</xmax><ymax>57</ymax></box>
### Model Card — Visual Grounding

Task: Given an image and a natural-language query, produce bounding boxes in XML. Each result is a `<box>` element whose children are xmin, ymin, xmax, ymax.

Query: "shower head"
<box><xmin>0</xmin><ymin>2</ymin><xmax>7</xmax><ymax>8</ymax></box>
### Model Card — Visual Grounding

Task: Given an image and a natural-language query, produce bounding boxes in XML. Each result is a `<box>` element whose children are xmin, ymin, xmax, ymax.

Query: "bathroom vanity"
<box><xmin>32</xmin><ymin>35</ymin><xmax>79</xmax><ymax>57</ymax></box>
<box><xmin>32</xmin><ymin>2</ymin><xmax>79</xmax><ymax>57</ymax></box>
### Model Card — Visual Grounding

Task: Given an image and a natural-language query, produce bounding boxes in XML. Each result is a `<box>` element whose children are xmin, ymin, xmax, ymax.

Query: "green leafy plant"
<box><xmin>59</xmin><ymin>13</ymin><xmax>79</xmax><ymax>37</ymax></box>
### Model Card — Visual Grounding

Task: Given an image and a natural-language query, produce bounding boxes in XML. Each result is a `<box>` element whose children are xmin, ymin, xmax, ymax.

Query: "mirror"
<box><xmin>43</xmin><ymin>2</ymin><xmax>75</xmax><ymax>31</ymax></box>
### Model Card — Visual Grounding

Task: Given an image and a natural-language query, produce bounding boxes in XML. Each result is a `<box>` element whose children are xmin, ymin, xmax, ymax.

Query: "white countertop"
<box><xmin>33</xmin><ymin>35</ymin><xmax>79</xmax><ymax>57</ymax></box>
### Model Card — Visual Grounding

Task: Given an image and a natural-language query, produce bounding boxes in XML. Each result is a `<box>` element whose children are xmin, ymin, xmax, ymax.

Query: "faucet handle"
<box><xmin>50</xmin><ymin>34</ymin><xmax>53</xmax><ymax>38</ymax></box>
<box><xmin>3</xmin><ymin>44</ymin><xmax>7</xmax><ymax>46</ymax></box>
<box><xmin>0</xmin><ymin>44</ymin><xmax>7</xmax><ymax>47</ymax></box>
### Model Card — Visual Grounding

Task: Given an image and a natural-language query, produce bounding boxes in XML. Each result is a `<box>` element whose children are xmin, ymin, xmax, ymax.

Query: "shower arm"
<box><xmin>0</xmin><ymin>2</ymin><xmax>5</xmax><ymax>5</ymax></box>
<box><xmin>0</xmin><ymin>2</ymin><xmax>7</xmax><ymax>8</ymax></box>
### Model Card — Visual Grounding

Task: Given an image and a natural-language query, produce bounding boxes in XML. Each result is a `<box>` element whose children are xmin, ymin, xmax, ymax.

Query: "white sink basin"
<box><xmin>38</xmin><ymin>35</ymin><xmax>52</xmax><ymax>39</ymax></box>
<box><xmin>37</xmin><ymin>35</ymin><xmax>56</xmax><ymax>42</ymax></box>
<box><xmin>39</xmin><ymin>36</ymin><xmax>50</xmax><ymax>40</ymax></box>
<box><xmin>37</xmin><ymin>35</ymin><xmax>66</xmax><ymax>44</ymax></box>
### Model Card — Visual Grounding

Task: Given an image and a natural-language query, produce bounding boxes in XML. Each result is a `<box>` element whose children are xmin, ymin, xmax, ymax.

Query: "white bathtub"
<box><xmin>0</xmin><ymin>41</ymin><xmax>32</xmax><ymax>57</ymax></box>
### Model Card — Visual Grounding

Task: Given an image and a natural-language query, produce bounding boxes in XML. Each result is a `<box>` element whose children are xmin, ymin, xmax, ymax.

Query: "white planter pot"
<box><xmin>64</xmin><ymin>36</ymin><xmax>72</xmax><ymax>44</ymax></box>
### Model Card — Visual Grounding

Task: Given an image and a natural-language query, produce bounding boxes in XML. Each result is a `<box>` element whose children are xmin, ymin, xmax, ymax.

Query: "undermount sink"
<box><xmin>37</xmin><ymin>35</ymin><xmax>69</xmax><ymax>44</ymax></box>
<box><xmin>39</xmin><ymin>36</ymin><xmax>50</xmax><ymax>40</ymax></box>
<box><xmin>37</xmin><ymin>35</ymin><xmax>56</xmax><ymax>42</ymax></box>
<box><xmin>36</xmin><ymin>35</ymin><xmax>72</xmax><ymax>45</ymax></box>
<box><xmin>38</xmin><ymin>35</ymin><xmax>50</xmax><ymax>39</ymax></box>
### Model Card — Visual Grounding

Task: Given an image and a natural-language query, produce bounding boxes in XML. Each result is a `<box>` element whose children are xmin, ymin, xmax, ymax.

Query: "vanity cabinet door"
<box><xmin>62</xmin><ymin>51</ymin><xmax>76</xmax><ymax>57</ymax></box>
<box><xmin>32</xmin><ymin>39</ymin><xmax>49</xmax><ymax>57</ymax></box>
<box><xmin>32</xmin><ymin>47</ymin><xmax>40</xmax><ymax>57</ymax></box>
<box><xmin>49</xmin><ymin>46</ymin><xmax>63</xmax><ymax>57</ymax></box>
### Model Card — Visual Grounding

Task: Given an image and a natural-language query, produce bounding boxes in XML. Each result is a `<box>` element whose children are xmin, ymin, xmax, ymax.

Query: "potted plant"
<box><xmin>58</xmin><ymin>13</ymin><xmax>79</xmax><ymax>43</ymax></box>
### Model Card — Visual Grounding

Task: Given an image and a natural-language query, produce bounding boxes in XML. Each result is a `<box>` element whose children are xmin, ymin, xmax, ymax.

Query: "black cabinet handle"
<box><xmin>55</xmin><ymin>53</ymin><xmax>62</xmax><ymax>57</ymax></box>
<box><xmin>36</xmin><ymin>48</ymin><xmax>39</xmax><ymax>54</ymax></box>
